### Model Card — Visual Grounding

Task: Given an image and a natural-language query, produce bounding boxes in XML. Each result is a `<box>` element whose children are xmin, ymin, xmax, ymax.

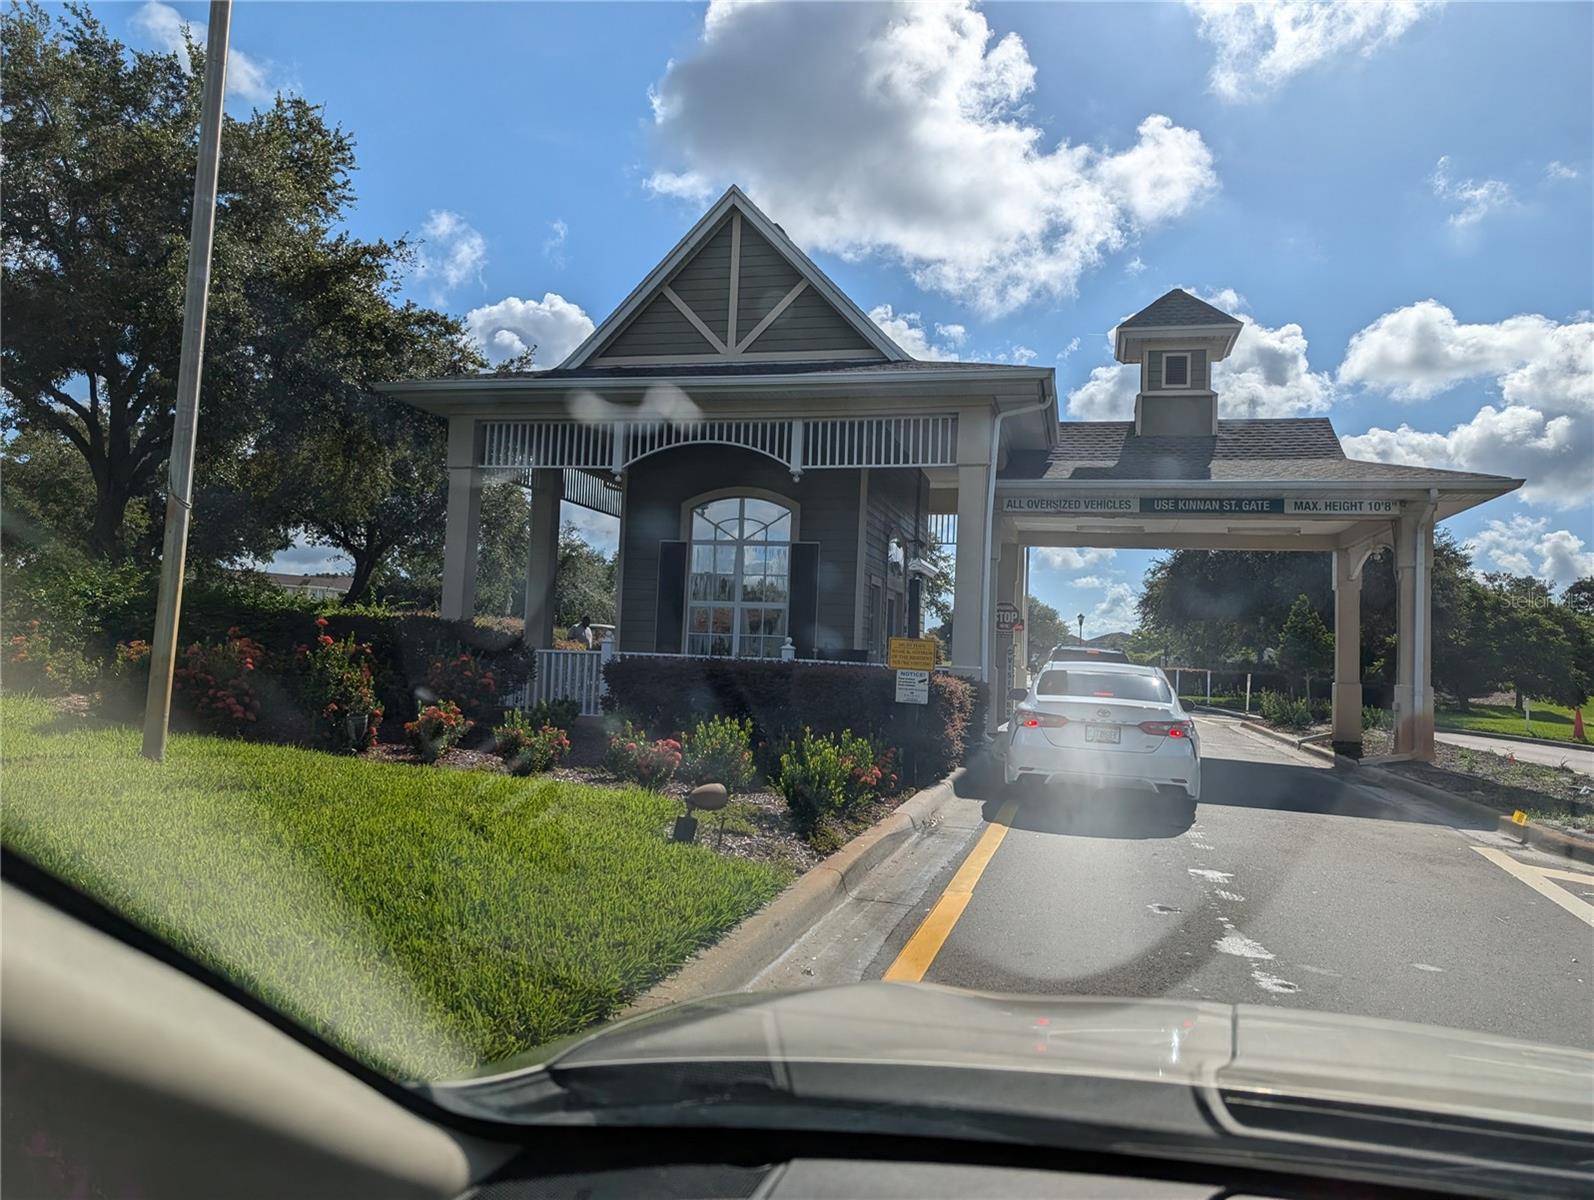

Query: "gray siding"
<box><xmin>735</xmin><ymin>224</ymin><xmax>803</xmax><ymax>333</ymax></box>
<box><xmin>668</xmin><ymin>218</ymin><xmax>732</xmax><ymax>342</ymax></box>
<box><xmin>861</xmin><ymin>468</ymin><xmax>928</xmax><ymax>658</ymax></box>
<box><xmin>600</xmin><ymin>293</ymin><xmax>714</xmax><ymax>358</ymax></box>
<box><xmin>1139</xmin><ymin>395</ymin><xmax>1215</xmax><ymax>436</ymax></box>
<box><xmin>1146</xmin><ymin>348</ymin><xmax>1210</xmax><ymax>391</ymax></box>
<box><xmin>619</xmin><ymin>446</ymin><xmax>862</xmax><ymax>654</ymax></box>
<box><xmin>748</xmin><ymin>286</ymin><xmax>878</xmax><ymax>355</ymax></box>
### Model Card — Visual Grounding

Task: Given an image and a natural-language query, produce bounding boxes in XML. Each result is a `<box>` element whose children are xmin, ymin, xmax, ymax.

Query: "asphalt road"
<box><xmin>1436</xmin><ymin>728</ymin><xmax>1594</xmax><ymax>775</ymax></box>
<box><xmin>762</xmin><ymin>715</ymin><xmax>1594</xmax><ymax>1052</ymax></box>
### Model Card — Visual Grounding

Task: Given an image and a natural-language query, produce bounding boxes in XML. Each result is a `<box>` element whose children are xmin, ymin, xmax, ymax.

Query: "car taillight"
<box><xmin>1015</xmin><ymin>708</ymin><xmax>1070</xmax><ymax>728</ymax></box>
<box><xmin>1138</xmin><ymin>720</ymin><xmax>1194</xmax><ymax>738</ymax></box>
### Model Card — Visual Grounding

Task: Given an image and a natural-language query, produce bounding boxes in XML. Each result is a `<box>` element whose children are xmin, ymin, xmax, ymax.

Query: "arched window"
<box><xmin>686</xmin><ymin>496</ymin><xmax>793</xmax><ymax>658</ymax></box>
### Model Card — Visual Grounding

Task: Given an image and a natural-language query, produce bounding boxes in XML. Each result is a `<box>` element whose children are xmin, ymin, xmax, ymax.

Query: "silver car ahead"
<box><xmin>1003</xmin><ymin>660</ymin><xmax>1201</xmax><ymax>800</ymax></box>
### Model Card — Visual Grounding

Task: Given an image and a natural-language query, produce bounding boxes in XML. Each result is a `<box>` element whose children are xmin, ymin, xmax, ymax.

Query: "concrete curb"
<box><xmin>1233</xmin><ymin>716</ymin><xmax>1339</xmax><ymax>759</ymax></box>
<box><xmin>621</xmin><ymin>759</ymin><xmax>989</xmax><ymax>1016</ymax></box>
<box><xmin>1435</xmin><ymin>726</ymin><xmax>1593</xmax><ymax>757</ymax></box>
<box><xmin>1352</xmin><ymin>763</ymin><xmax>1594</xmax><ymax>866</ymax></box>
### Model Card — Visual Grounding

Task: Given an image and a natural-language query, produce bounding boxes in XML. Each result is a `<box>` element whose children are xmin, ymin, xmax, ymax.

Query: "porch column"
<box><xmin>1392</xmin><ymin>509</ymin><xmax>1436</xmax><ymax>760</ymax></box>
<box><xmin>523</xmin><ymin>468</ymin><xmax>563</xmax><ymax>648</ymax></box>
<box><xmin>991</xmin><ymin>540</ymin><xmax>1022</xmax><ymax>734</ymax></box>
<box><xmin>951</xmin><ymin>463</ymin><xmax>989</xmax><ymax>673</ymax></box>
<box><xmin>1330</xmin><ymin>546</ymin><xmax>1362</xmax><ymax>758</ymax></box>
<box><xmin>440</xmin><ymin>417</ymin><xmax>481</xmax><ymax>621</ymax></box>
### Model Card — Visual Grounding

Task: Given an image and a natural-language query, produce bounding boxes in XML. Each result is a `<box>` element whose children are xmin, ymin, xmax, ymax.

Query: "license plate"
<box><xmin>1085</xmin><ymin>724</ymin><xmax>1120</xmax><ymax>744</ymax></box>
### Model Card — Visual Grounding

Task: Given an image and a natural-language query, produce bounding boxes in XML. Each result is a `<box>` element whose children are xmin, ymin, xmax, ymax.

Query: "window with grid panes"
<box><xmin>685</xmin><ymin>496</ymin><xmax>793</xmax><ymax>658</ymax></box>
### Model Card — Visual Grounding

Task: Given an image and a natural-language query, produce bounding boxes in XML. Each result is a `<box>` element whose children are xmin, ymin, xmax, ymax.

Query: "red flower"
<box><xmin>315</xmin><ymin>617</ymin><xmax>329</xmax><ymax>628</ymax></box>
<box><xmin>317</xmin><ymin>634</ymin><xmax>334</xmax><ymax>647</ymax></box>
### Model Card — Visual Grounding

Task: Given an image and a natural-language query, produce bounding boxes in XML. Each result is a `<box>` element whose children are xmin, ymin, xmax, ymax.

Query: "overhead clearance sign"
<box><xmin>1001</xmin><ymin>495</ymin><xmax>1403</xmax><ymax>517</ymax></box>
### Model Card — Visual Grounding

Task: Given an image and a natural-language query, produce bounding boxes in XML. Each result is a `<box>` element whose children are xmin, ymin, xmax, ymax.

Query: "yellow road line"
<box><xmin>1537</xmin><ymin>865</ymin><xmax>1594</xmax><ymax>887</ymax></box>
<box><xmin>1471</xmin><ymin>846</ymin><xmax>1594</xmax><ymax>929</ymax></box>
<box><xmin>883</xmin><ymin>798</ymin><xmax>1018</xmax><ymax>982</ymax></box>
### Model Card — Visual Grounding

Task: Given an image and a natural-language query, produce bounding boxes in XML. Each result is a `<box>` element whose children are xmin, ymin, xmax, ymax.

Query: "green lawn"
<box><xmin>1436</xmin><ymin>701</ymin><xmax>1588</xmax><ymax>744</ymax></box>
<box><xmin>0</xmin><ymin>694</ymin><xmax>789</xmax><ymax>1080</ymax></box>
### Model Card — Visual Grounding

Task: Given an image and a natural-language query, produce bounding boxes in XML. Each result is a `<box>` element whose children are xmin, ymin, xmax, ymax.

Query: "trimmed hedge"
<box><xmin>602</xmin><ymin>657</ymin><xmax>978</xmax><ymax>783</ymax></box>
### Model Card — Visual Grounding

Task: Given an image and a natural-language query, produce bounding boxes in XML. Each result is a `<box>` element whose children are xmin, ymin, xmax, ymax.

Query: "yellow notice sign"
<box><xmin>1511</xmin><ymin>809</ymin><xmax>1529</xmax><ymax>826</ymax></box>
<box><xmin>888</xmin><ymin>637</ymin><xmax>937</xmax><ymax>671</ymax></box>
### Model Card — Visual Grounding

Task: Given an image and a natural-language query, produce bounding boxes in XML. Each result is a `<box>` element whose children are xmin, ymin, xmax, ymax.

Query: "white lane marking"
<box><xmin>1412</xmin><ymin>963</ymin><xmax>1445</xmax><ymax>973</ymax></box>
<box><xmin>1213</xmin><ymin>918</ymin><xmax>1274</xmax><ymax>960</ymax></box>
<box><xmin>1252</xmin><ymin>971</ymin><xmax>1301</xmax><ymax>994</ymax></box>
<box><xmin>1188</xmin><ymin>868</ymin><xmax>1234</xmax><ymax>882</ymax></box>
<box><xmin>1471</xmin><ymin>846</ymin><xmax>1594</xmax><ymax>929</ymax></box>
<box><xmin>1538</xmin><ymin>865</ymin><xmax>1594</xmax><ymax>886</ymax></box>
<box><xmin>1215</xmin><ymin>889</ymin><xmax>1246</xmax><ymax>902</ymax></box>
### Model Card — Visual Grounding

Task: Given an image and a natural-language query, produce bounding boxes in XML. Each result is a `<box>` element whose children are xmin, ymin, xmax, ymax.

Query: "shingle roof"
<box><xmin>1000</xmin><ymin>419</ymin><xmax>1515</xmax><ymax>485</ymax></box>
<box><xmin>466</xmin><ymin>358</ymin><xmax>1044</xmax><ymax>381</ymax></box>
<box><xmin>1119</xmin><ymin>288</ymin><xmax>1242</xmax><ymax>330</ymax></box>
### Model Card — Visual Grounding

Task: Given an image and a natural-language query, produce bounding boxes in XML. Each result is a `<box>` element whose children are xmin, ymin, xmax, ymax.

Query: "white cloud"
<box><xmin>1335</xmin><ymin>303</ymin><xmax>1594</xmax><ymax>508</ymax></box>
<box><xmin>1341</xmin><ymin>405</ymin><xmax>1592</xmax><ymax>508</ymax></box>
<box><xmin>868</xmin><ymin>305</ymin><xmax>961</xmax><ymax>361</ymax></box>
<box><xmin>1090</xmin><ymin>582</ymin><xmax>1140</xmax><ymax>633</ymax></box>
<box><xmin>1545</xmin><ymin>161</ymin><xmax>1580</xmax><ymax>182</ymax></box>
<box><xmin>647</xmin><ymin>2</ymin><xmax>1216</xmax><ymax>316</ymax></box>
<box><xmin>413</xmin><ymin>211</ymin><xmax>487</xmax><ymax>301</ymax></box>
<box><xmin>1032</xmin><ymin>547</ymin><xmax>1117</xmax><ymax>570</ymax></box>
<box><xmin>934</xmin><ymin>323</ymin><xmax>968</xmax><ymax>347</ymax></box>
<box><xmin>1058</xmin><ymin>337</ymin><xmax>1081</xmax><ymax>361</ymax></box>
<box><xmin>1125</xmin><ymin>256</ymin><xmax>1147</xmax><ymax>275</ymax></box>
<box><xmin>465</xmin><ymin>293</ymin><xmax>596</xmax><ymax>367</ymax></box>
<box><xmin>1429</xmin><ymin>155</ymin><xmax>1513</xmax><ymax>229</ymax></box>
<box><xmin>1466</xmin><ymin>516</ymin><xmax>1594</xmax><ymax>590</ymax></box>
<box><xmin>1187</xmin><ymin>0</ymin><xmax>1441</xmax><ymax>102</ymax></box>
<box><xmin>131</xmin><ymin>0</ymin><xmax>277</xmax><ymax>103</ymax></box>
<box><xmin>1337</xmin><ymin>300</ymin><xmax>1593</xmax><ymax>404</ymax></box>
<box><xmin>1073</xmin><ymin>574</ymin><xmax>1112</xmax><ymax>589</ymax></box>
<box><xmin>560</xmin><ymin>503</ymin><xmax>620</xmax><ymax>556</ymax></box>
<box><xmin>543</xmin><ymin>219</ymin><xmax>568</xmax><ymax>264</ymax></box>
<box><xmin>1067</xmin><ymin>290</ymin><xmax>1334</xmax><ymax>420</ymax></box>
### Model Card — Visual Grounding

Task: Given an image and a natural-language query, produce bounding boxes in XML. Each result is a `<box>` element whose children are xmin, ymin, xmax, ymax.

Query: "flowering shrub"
<box><xmin>774</xmin><ymin>728</ymin><xmax>853</xmax><ymax>834</ymax></box>
<box><xmin>836</xmin><ymin>730</ymin><xmax>897</xmax><ymax>805</ymax></box>
<box><xmin>775</xmin><ymin>728</ymin><xmax>895</xmax><ymax>836</ymax></box>
<box><xmin>423</xmin><ymin>652</ymin><xmax>502</xmax><ymax>722</ymax></box>
<box><xmin>604</xmin><ymin>720</ymin><xmax>681</xmax><ymax>789</ymax></box>
<box><xmin>2</xmin><ymin>619</ymin><xmax>99</xmax><ymax>695</ymax></box>
<box><xmin>679</xmin><ymin>715</ymin><xmax>756</xmax><ymax>792</ymax></box>
<box><xmin>405</xmin><ymin>700</ymin><xmax>473</xmax><ymax>763</ymax></box>
<box><xmin>173</xmin><ymin>629</ymin><xmax>264</xmax><ymax>734</ymax></box>
<box><xmin>298</xmin><ymin>620</ymin><xmax>383</xmax><ymax>750</ymax></box>
<box><xmin>493</xmin><ymin>710</ymin><xmax>571</xmax><ymax>775</ymax></box>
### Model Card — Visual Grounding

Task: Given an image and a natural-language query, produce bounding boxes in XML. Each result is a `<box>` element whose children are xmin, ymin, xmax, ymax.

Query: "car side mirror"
<box><xmin>1008</xmin><ymin>687</ymin><xmax>1028</xmax><ymax>701</ymax></box>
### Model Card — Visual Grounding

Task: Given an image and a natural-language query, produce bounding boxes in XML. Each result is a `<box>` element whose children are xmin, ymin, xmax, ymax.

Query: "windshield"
<box><xmin>1036</xmin><ymin>670</ymin><xmax>1171</xmax><ymax>703</ymax></box>
<box><xmin>3</xmin><ymin>0</ymin><xmax>1591</xmax><ymax>1164</ymax></box>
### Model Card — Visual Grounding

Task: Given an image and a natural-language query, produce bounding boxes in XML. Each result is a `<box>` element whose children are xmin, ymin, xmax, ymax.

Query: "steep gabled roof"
<box><xmin>561</xmin><ymin>186</ymin><xmax>908</xmax><ymax>368</ymax></box>
<box><xmin>1120</xmin><ymin>288</ymin><xmax>1243</xmax><ymax>331</ymax></box>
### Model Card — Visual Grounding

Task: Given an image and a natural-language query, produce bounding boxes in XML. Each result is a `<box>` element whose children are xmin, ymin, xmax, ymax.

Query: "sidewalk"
<box><xmin>1436</xmin><ymin>729</ymin><xmax>1593</xmax><ymax>776</ymax></box>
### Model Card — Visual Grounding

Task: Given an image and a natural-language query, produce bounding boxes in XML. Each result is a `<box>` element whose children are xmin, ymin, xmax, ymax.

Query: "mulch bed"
<box><xmin>1386</xmin><ymin>740</ymin><xmax>1594</xmax><ymax>833</ymax></box>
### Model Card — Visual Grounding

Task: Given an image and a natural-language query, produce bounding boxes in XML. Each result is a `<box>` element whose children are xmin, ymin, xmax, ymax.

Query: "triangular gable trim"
<box><xmin>561</xmin><ymin>186</ymin><xmax>907</xmax><ymax>368</ymax></box>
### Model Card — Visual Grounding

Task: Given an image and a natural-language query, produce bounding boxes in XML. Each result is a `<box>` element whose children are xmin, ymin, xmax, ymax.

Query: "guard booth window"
<box><xmin>686</xmin><ymin>496</ymin><xmax>792</xmax><ymax>658</ymax></box>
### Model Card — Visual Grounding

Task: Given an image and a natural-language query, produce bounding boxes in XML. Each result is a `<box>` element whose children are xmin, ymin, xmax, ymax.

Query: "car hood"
<box><xmin>503</xmin><ymin>983</ymin><xmax>1592</xmax><ymax>1133</ymax></box>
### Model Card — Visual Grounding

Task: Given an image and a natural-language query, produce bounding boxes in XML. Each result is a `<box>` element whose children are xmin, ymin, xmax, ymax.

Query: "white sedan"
<box><xmin>1001</xmin><ymin>661</ymin><xmax>1201</xmax><ymax>801</ymax></box>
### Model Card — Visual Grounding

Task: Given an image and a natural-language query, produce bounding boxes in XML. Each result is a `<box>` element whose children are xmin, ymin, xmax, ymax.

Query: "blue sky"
<box><xmin>116</xmin><ymin>1</ymin><xmax>1592</xmax><ymax>633</ymax></box>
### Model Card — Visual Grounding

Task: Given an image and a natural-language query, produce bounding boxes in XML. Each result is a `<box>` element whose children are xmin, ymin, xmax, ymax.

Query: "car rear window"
<box><xmin>1036</xmin><ymin>670</ymin><xmax>1170</xmax><ymax>702</ymax></box>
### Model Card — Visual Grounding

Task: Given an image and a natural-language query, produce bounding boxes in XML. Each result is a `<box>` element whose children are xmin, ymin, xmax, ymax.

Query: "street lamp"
<box><xmin>1076</xmin><ymin>612</ymin><xmax>1085</xmax><ymax>644</ymax></box>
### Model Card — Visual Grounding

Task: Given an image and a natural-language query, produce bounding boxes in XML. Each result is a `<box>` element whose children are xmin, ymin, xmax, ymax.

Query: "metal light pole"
<box><xmin>142</xmin><ymin>2</ymin><xmax>231</xmax><ymax>761</ymax></box>
<box><xmin>1076</xmin><ymin>612</ymin><xmax>1085</xmax><ymax>645</ymax></box>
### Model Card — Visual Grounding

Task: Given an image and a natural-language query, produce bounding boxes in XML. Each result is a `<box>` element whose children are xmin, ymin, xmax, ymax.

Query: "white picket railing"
<box><xmin>502</xmin><ymin>648</ymin><xmax>607</xmax><ymax>716</ymax></box>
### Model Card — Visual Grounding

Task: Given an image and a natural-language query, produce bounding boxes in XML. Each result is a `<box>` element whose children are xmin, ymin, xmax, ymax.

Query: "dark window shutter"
<box><xmin>655</xmin><ymin>541</ymin><xmax>688</xmax><ymax>653</ymax></box>
<box><xmin>1193</xmin><ymin>348</ymin><xmax>1208</xmax><ymax>389</ymax></box>
<box><xmin>789</xmin><ymin>541</ymin><xmax>819</xmax><ymax>658</ymax></box>
<box><xmin>1147</xmin><ymin>350</ymin><xmax>1163</xmax><ymax>390</ymax></box>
